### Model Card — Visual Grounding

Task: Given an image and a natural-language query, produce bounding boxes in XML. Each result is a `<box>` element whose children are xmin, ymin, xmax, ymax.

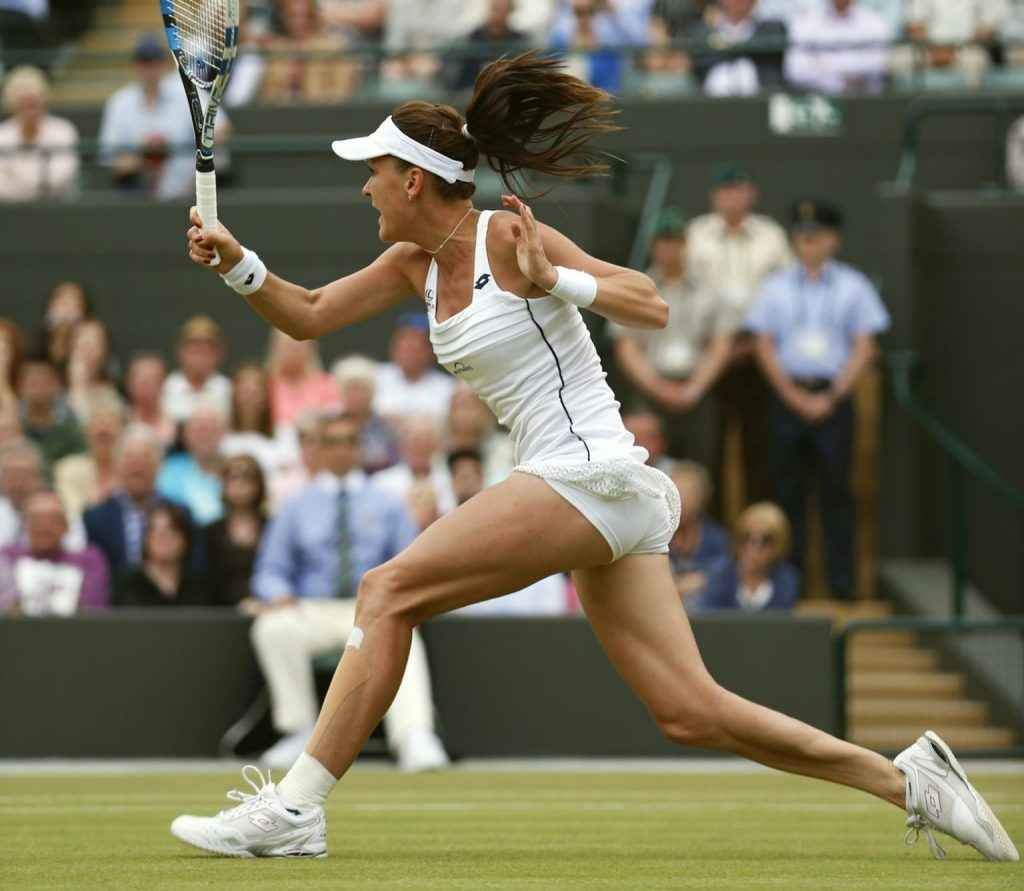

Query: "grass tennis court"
<box><xmin>1</xmin><ymin>766</ymin><xmax>1021</xmax><ymax>889</ymax></box>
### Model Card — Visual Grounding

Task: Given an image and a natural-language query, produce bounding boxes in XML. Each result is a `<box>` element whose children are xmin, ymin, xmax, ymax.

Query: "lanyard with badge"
<box><xmin>793</xmin><ymin>270</ymin><xmax>837</xmax><ymax>364</ymax></box>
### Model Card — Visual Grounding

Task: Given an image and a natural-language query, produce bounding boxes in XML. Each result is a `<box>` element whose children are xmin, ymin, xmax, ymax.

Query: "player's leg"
<box><xmin>574</xmin><ymin>553</ymin><xmax>906</xmax><ymax>806</ymax></box>
<box><xmin>302</xmin><ymin>471</ymin><xmax>611</xmax><ymax>780</ymax></box>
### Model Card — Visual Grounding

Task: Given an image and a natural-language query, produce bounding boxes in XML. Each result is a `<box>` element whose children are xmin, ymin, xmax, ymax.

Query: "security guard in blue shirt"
<box><xmin>746</xmin><ymin>199</ymin><xmax>890</xmax><ymax>599</ymax></box>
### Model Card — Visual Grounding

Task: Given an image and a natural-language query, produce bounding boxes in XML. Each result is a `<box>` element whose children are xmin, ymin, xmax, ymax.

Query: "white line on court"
<box><xmin>0</xmin><ymin>757</ymin><xmax>1022</xmax><ymax>776</ymax></box>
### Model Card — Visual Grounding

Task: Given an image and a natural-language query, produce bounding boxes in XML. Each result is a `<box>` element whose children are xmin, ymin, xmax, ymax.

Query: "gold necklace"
<box><xmin>426</xmin><ymin>207</ymin><xmax>475</xmax><ymax>256</ymax></box>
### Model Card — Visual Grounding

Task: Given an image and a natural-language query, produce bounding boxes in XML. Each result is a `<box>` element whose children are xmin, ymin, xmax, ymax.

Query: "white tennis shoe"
<box><xmin>171</xmin><ymin>765</ymin><xmax>327</xmax><ymax>859</ymax></box>
<box><xmin>894</xmin><ymin>730</ymin><xmax>1019</xmax><ymax>862</ymax></box>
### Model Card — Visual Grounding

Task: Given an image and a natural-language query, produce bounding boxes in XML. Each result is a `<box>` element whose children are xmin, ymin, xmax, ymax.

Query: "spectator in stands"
<box><xmin>450</xmin><ymin>448</ymin><xmax>569</xmax><ymax>615</ymax></box>
<box><xmin>449</xmin><ymin>0</ymin><xmax>529</xmax><ymax>91</ymax></box>
<box><xmin>0</xmin><ymin>65</ymin><xmax>79</xmax><ymax>202</ymax></box>
<box><xmin>550</xmin><ymin>0</ymin><xmax>653</xmax><ymax>92</ymax></box>
<box><xmin>647</xmin><ymin>0</ymin><xmax>708</xmax><ymax>73</ymax></box>
<box><xmin>115</xmin><ymin>502</ymin><xmax>209</xmax><ymax>606</ymax></box>
<box><xmin>668</xmin><ymin>460</ymin><xmax>728</xmax><ymax>602</ymax></box>
<box><xmin>404</xmin><ymin>478</ymin><xmax>441</xmax><ymax>531</ymax></box>
<box><xmin>267</xmin><ymin>330</ymin><xmax>340</xmax><ymax>431</ymax></box>
<box><xmin>161</xmin><ymin>315</ymin><xmax>232</xmax><ymax>426</ymax></box>
<box><xmin>249</xmin><ymin>410</ymin><xmax>448</xmax><ymax>771</ymax></box>
<box><xmin>611</xmin><ymin>208</ymin><xmax>732</xmax><ymax>470</ymax></box>
<box><xmin>747</xmin><ymin>198</ymin><xmax>889</xmax><ymax>600</ymax></box>
<box><xmin>383</xmin><ymin>0</ymin><xmax>481</xmax><ymax>83</ymax></box>
<box><xmin>225</xmin><ymin>0</ymin><xmax>274</xmax><ymax>107</ymax></box>
<box><xmin>332</xmin><ymin>355</ymin><xmax>398</xmax><ymax>474</ymax></box>
<box><xmin>97</xmin><ymin>34</ymin><xmax>198</xmax><ymax>200</ymax></box>
<box><xmin>53</xmin><ymin>392</ymin><xmax>122</xmax><ymax>522</ymax></box>
<box><xmin>622</xmin><ymin>409</ymin><xmax>676</xmax><ymax>474</ymax></box>
<box><xmin>221</xmin><ymin>362</ymin><xmax>281</xmax><ymax>476</ymax></box>
<box><xmin>445</xmin><ymin>382</ymin><xmax>513</xmax><ymax>485</ymax></box>
<box><xmin>0</xmin><ymin>490</ymin><xmax>109</xmax><ymax>615</ymax></box>
<box><xmin>697</xmin><ymin>501</ymin><xmax>799</xmax><ymax>610</ymax></box>
<box><xmin>686</xmin><ymin>0</ymin><xmax>787</xmax><ymax>95</ymax></box>
<box><xmin>322</xmin><ymin>0</ymin><xmax>387</xmax><ymax>44</ymax></box>
<box><xmin>65</xmin><ymin>318</ymin><xmax>120</xmax><ymax>422</ymax></box>
<box><xmin>261</xmin><ymin>0</ymin><xmax>360</xmax><ymax>104</ymax></box>
<box><xmin>0</xmin><ymin>317</ymin><xmax>24</xmax><ymax>410</ymax></box>
<box><xmin>907</xmin><ymin>0</ymin><xmax>1008</xmax><ymax>84</ymax></box>
<box><xmin>375</xmin><ymin>313</ymin><xmax>454</xmax><ymax>426</ymax></box>
<box><xmin>0</xmin><ymin>400</ymin><xmax>21</xmax><ymax>449</ymax></box>
<box><xmin>157</xmin><ymin>404</ymin><xmax>226</xmax><ymax>526</ymax></box>
<box><xmin>373</xmin><ymin>414</ymin><xmax>456</xmax><ymax>514</ymax></box>
<box><xmin>785</xmin><ymin>0</ymin><xmax>892</xmax><ymax>95</ymax></box>
<box><xmin>269</xmin><ymin>407</ymin><xmax>321</xmax><ymax>510</ymax></box>
<box><xmin>33</xmin><ymin>280</ymin><xmax>89</xmax><ymax>380</ymax></box>
<box><xmin>206</xmin><ymin>454</ymin><xmax>267</xmax><ymax>605</ymax></box>
<box><xmin>84</xmin><ymin>424</ymin><xmax>183</xmax><ymax>575</ymax></box>
<box><xmin>17</xmin><ymin>355</ymin><xmax>85</xmax><ymax>467</ymax></box>
<box><xmin>0</xmin><ymin>438</ymin><xmax>44</xmax><ymax>547</ymax></box>
<box><xmin>125</xmin><ymin>352</ymin><xmax>175</xmax><ymax>448</ymax></box>
<box><xmin>687</xmin><ymin>164</ymin><xmax>791</xmax><ymax>506</ymax></box>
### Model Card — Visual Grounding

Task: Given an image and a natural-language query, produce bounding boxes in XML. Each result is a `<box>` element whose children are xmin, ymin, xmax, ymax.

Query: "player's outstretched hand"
<box><xmin>186</xmin><ymin>207</ymin><xmax>244</xmax><ymax>273</ymax></box>
<box><xmin>502</xmin><ymin>193</ymin><xmax>557</xmax><ymax>292</ymax></box>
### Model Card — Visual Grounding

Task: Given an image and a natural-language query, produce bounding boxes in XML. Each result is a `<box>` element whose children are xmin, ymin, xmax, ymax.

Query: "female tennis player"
<box><xmin>171</xmin><ymin>54</ymin><xmax>1017</xmax><ymax>863</ymax></box>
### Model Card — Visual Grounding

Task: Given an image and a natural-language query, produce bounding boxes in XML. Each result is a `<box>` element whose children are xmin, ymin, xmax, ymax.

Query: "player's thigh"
<box><xmin>366</xmin><ymin>471</ymin><xmax>612</xmax><ymax>622</ymax></box>
<box><xmin>574</xmin><ymin>554</ymin><xmax>719</xmax><ymax>721</ymax></box>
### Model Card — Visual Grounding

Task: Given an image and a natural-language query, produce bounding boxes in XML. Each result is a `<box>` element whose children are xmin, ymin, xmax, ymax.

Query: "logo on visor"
<box><xmin>474</xmin><ymin>274</ymin><xmax>491</xmax><ymax>290</ymax></box>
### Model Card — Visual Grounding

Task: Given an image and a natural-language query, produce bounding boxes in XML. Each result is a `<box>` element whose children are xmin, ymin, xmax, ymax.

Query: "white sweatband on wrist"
<box><xmin>547</xmin><ymin>266</ymin><xmax>598</xmax><ymax>308</ymax></box>
<box><xmin>220</xmin><ymin>247</ymin><xmax>267</xmax><ymax>296</ymax></box>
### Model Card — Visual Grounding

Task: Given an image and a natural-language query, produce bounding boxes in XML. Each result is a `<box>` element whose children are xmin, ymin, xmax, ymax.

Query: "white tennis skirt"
<box><xmin>515</xmin><ymin>458</ymin><xmax>682</xmax><ymax>563</ymax></box>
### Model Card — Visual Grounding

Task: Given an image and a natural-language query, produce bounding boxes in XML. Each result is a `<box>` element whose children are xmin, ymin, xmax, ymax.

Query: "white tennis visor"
<box><xmin>331</xmin><ymin>116</ymin><xmax>476</xmax><ymax>184</ymax></box>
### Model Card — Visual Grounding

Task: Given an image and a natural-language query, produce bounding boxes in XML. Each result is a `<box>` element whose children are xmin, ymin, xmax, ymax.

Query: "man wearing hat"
<box><xmin>687</xmin><ymin>164</ymin><xmax>791</xmax><ymax>507</ymax></box>
<box><xmin>746</xmin><ymin>198</ymin><xmax>890</xmax><ymax>599</ymax></box>
<box><xmin>161</xmin><ymin>315</ymin><xmax>233</xmax><ymax>426</ymax></box>
<box><xmin>97</xmin><ymin>33</ymin><xmax>210</xmax><ymax>199</ymax></box>
<box><xmin>611</xmin><ymin>208</ymin><xmax>733</xmax><ymax>471</ymax></box>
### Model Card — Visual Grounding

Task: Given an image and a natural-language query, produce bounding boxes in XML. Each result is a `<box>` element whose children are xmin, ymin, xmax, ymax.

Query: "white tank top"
<box><xmin>427</xmin><ymin>211</ymin><xmax>647</xmax><ymax>470</ymax></box>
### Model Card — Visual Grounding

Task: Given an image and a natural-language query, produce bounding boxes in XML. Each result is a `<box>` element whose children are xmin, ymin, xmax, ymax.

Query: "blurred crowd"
<box><xmin>5</xmin><ymin>1</ymin><xmax>1024</xmax><ymax>202</ymax></box>
<box><xmin>0</xmin><ymin>162</ymin><xmax>888</xmax><ymax>624</ymax></box>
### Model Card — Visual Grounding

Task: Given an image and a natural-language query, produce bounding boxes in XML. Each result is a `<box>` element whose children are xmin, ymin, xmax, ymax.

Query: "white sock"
<box><xmin>277</xmin><ymin>752</ymin><xmax>337</xmax><ymax>810</ymax></box>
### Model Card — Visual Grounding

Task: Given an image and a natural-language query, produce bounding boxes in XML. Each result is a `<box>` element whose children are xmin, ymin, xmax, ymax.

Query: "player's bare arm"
<box><xmin>187</xmin><ymin>210</ymin><xmax>418</xmax><ymax>340</ymax></box>
<box><xmin>497</xmin><ymin>195</ymin><xmax>667</xmax><ymax>330</ymax></box>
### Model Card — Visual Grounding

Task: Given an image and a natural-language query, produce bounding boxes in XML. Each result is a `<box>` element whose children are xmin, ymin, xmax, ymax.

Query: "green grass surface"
<box><xmin>0</xmin><ymin>769</ymin><xmax>1021</xmax><ymax>889</ymax></box>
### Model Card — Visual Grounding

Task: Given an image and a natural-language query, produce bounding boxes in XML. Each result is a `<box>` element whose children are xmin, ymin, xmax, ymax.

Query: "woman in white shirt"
<box><xmin>0</xmin><ymin>65</ymin><xmax>79</xmax><ymax>202</ymax></box>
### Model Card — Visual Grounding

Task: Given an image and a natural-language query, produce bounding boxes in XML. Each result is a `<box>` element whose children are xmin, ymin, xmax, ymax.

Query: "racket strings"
<box><xmin>169</xmin><ymin>0</ymin><xmax>227</xmax><ymax>88</ymax></box>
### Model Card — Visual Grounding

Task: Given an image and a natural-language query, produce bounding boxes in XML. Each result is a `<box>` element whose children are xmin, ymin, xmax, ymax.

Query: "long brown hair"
<box><xmin>390</xmin><ymin>51</ymin><xmax>620</xmax><ymax>199</ymax></box>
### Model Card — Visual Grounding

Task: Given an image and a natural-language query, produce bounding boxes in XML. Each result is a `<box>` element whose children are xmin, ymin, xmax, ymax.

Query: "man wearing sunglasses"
<box><xmin>249</xmin><ymin>410</ymin><xmax>449</xmax><ymax>773</ymax></box>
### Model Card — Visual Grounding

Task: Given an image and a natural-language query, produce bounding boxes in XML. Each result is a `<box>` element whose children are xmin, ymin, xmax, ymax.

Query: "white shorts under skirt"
<box><xmin>515</xmin><ymin>458</ymin><xmax>682</xmax><ymax>563</ymax></box>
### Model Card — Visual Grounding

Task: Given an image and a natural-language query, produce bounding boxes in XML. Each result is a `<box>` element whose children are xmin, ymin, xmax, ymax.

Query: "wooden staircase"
<box><xmin>52</xmin><ymin>0</ymin><xmax>163</xmax><ymax>106</ymax></box>
<box><xmin>794</xmin><ymin>599</ymin><xmax>1019</xmax><ymax>752</ymax></box>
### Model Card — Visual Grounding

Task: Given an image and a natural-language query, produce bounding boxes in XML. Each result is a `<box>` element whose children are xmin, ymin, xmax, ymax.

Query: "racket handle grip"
<box><xmin>196</xmin><ymin>169</ymin><xmax>221</xmax><ymax>267</ymax></box>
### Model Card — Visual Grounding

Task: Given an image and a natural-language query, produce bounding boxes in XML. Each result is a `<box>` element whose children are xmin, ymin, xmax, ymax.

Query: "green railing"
<box><xmin>886</xmin><ymin>350</ymin><xmax>1024</xmax><ymax>618</ymax></box>
<box><xmin>895</xmin><ymin>94</ymin><xmax>1024</xmax><ymax>188</ymax></box>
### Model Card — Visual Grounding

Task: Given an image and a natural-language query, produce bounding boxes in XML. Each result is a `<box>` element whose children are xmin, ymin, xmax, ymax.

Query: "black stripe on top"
<box><xmin>523</xmin><ymin>299</ymin><xmax>591</xmax><ymax>462</ymax></box>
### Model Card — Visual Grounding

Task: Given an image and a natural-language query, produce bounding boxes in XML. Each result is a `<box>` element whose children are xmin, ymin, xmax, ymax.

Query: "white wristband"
<box><xmin>220</xmin><ymin>247</ymin><xmax>267</xmax><ymax>296</ymax></box>
<box><xmin>547</xmin><ymin>266</ymin><xmax>598</xmax><ymax>308</ymax></box>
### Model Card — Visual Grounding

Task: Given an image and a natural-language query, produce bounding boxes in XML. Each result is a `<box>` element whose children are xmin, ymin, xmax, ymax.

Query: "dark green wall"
<box><xmin>0</xmin><ymin>612</ymin><xmax>835</xmax><ymax>758</ymax></box>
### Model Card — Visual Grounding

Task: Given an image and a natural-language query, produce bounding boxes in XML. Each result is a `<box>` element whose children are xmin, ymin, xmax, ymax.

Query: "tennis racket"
<box><xmin>160</xmin><ymin>0</ymin><xmax>240</xmax><ymax>264</ymax></box>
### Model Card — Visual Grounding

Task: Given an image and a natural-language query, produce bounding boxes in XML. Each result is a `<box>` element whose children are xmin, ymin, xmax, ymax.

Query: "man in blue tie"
<box><xmin>249</xmin><ymin>410</ymin><xmax>448</xmax><ymax>772</ymax></box>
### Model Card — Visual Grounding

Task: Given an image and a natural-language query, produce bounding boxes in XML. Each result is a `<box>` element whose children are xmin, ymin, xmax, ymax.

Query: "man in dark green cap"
<box><xmin>688</xmin><ymin>163</ymin><xmax>791</xmax><ymax>509</ymax></box>
<box><xmin>610</xmin><ymin>207</ymin><xmax>733</xmax><ymax>472</ymax></box>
